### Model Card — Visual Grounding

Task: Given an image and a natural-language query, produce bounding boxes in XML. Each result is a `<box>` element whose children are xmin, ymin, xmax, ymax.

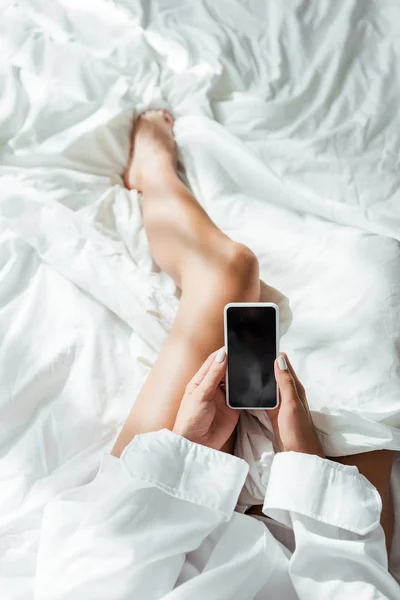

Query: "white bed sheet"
<box><xmin>1</xmin><ymin>0</ymin><xmax>400</xmax><ymax>596</ymax></box>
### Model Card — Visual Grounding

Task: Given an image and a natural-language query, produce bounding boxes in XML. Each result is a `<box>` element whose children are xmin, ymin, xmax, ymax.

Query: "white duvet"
<box><xmin>1</xmin><ymin>0</ymin><xmax>400</xmax><ymax>596</ymax></box>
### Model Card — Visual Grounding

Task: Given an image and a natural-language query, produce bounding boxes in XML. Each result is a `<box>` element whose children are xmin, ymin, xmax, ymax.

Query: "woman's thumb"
<box><xmin>274</xmin><ymin>354</ymin><xmax>298</xmax><ymax>402</ymax></box>
<box><xmin>200</xmin><ymin>348</ymin><xmax>226</xmax><ymax>398</ymax></box>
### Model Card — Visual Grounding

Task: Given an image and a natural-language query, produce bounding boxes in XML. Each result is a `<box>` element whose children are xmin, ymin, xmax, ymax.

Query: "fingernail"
<box><xmin>215</xmin><ymin>348</ymin><xmax>226</xmax><ymax>363</ymax></box>
<box><xmin>277</xmin><ymin>355</ymin><xmax>288</xmax><ymax>370</ymax></box>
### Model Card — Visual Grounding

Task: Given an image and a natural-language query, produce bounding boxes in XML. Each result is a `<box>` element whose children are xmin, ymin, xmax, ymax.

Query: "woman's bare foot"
<box><xmin>124</xmin><ymin>110</ymin><xmax>177</xmax><ymax>192</ymax></box>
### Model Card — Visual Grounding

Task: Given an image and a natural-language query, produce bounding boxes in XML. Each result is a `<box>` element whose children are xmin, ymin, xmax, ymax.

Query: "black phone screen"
<box><xmin>226</xmin><ymin>305</ymin><xmax>277</xmax><ymax>409</ymax></box>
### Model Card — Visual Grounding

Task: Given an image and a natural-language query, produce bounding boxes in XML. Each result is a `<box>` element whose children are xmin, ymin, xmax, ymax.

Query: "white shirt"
<box><xmin>34</xmin><ymin>430</ymin><xmax>399</xmax><ymax>600</ymax></box>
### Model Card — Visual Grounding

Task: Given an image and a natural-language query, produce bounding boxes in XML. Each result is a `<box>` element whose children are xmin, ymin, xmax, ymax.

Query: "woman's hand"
<box><xmin>268</xmin><ymin>353</ymin><xmax>325</xmax><ymax>458</ymax></box>
<box><xmin>173</xmin><ymin>348</ymin><xmax>239</xmax><ymax>451</ymax></box>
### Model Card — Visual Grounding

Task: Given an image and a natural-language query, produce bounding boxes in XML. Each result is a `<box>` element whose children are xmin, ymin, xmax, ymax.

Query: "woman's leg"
<box><xmin>112</xmin><ymin>111</ymin><xmax>260</xmax><ymax>457</ymax></box>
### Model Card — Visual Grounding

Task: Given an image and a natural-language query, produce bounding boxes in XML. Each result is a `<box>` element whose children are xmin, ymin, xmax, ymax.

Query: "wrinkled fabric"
<box><xmin>34</xmin><ymin>430</ymin><xmax>399</xmax><ymax>600</ymax></box>
<box><xmin>1</xmin><ymin>1</ymin><xmax>400</xmax><ymax>597</ymax></box>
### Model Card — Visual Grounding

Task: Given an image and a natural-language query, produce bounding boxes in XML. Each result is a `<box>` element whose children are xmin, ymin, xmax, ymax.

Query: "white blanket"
<box><xmin>1</xmin><ymin>0</ymin><xmax>400</xmax><ymax>596</ymax></box>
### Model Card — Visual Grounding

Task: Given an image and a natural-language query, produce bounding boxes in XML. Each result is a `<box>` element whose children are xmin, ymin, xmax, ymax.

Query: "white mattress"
<box><xmin>1</xmin><ymin>0</ymin><xmax>400</xmax><ymax>596</ymax></box>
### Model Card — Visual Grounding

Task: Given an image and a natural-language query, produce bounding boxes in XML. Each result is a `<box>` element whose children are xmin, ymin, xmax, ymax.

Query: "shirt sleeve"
<box><xmin>34</xmin><ymin>429</ymin><xmax>249</xmax><ymax>600</ymax></box>
<box><xmin>263</xmin><ymin>451</ymin><xmax>399</xmax><ymax>599</ymax></box>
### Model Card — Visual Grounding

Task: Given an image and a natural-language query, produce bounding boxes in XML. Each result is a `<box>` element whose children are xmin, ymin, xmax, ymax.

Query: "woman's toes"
<box><xmin>141</xmin><ymin>110</ymin><xmax>155</xmax><ymax>120</ymax></box>
<box><xmin>139</xmin><ymin>109</ymin><xmax>173</xmax><ymax>127</ymax></box>
<box><xmin>162</xmin><ymin>110</ymin><xmax>174</xmax><ymax>126</ymax></box>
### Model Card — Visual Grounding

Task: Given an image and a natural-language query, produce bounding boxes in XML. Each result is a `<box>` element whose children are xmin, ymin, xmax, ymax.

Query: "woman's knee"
<box><xmin>190</xmin><ymin>241</ymin><xmax>259</xmax><ymax>303</ymax></box>
<box><xmin>222</xmin><ymin>242</ymin><xmax>260</xmax><ymax>299</ymax></box>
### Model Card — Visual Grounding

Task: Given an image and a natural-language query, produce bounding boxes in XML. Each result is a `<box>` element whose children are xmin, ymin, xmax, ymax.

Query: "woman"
<box><xmin>34</xmin><ymin>112</ymin><xmax>398</xmax><ymax>599</ymax></box>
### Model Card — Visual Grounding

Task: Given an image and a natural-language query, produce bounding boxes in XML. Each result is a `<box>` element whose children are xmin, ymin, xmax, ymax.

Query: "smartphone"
<box><xmin>224</xmin><ymin>302</ymin><xmax>279</xmax><ymax>410</ymax></box>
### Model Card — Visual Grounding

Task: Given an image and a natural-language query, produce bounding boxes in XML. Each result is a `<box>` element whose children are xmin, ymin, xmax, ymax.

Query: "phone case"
<box><xmin>224</xmin><ymin>302</ymin><xmax>280</xmax><ymax>410</ymax></box>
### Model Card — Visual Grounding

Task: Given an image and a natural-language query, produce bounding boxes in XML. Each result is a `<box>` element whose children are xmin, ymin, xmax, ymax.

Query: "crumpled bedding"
<box><xmin>1</xmin><ymin>0</ymin><xmax>400</xmax><ymax>596</ymax></box>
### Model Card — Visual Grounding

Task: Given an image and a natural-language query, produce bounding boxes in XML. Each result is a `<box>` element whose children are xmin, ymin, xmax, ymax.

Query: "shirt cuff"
<box><xmin>119</xmin><ymin>429</ymin><xmax>249</xmax><ymax>519</ymax></box>
<box><xmin>263</xmin><ymin>451</ymin><xmax>382</xmax><ymax>535</ymax></box>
